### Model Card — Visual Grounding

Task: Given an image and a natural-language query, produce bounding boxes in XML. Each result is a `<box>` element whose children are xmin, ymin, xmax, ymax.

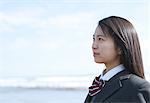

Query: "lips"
<box><xmin>93</xmin><ymin>52</ymin><xmax>100</xmax><ymax>57</ymax></box>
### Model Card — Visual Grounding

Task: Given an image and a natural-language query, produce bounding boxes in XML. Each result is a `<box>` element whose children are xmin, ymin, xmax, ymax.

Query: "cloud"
<box><xmin>47</xmin><ymin>12</ymin><xmax>96</xmax><ymax>29</ymax></box>
<box><xmin>9</xmin><ymin>38</ymin><xmax>32</xmax><ymax>49</ymax></box>
<box><xmin>0</xmin><ymin>24</ymin><xmax>15</xmax><ymax>33</ymax></box>
<box><xmin>140</xmin><ymin>39</ymin><xmax>150</xmax><ymax>77</ymax></box>
<box><xmin>2</xmin><ymin>36</ymin><xmax>65</xmax><ymax>51</ymax></box>
<box><xmin>0</xmin><ymin>9</ymin><xmax>96</xmax><ymax>34</ymax></box>
<box><xmin>63</xmin><ymin>0</ymin><xmax>148</xmax><ymax>3</ymax></box>
<box><xmin>38</xmin><ymin>40</ymin><xmax>63</xmax><ymax>50</ymax></box>
<box><xmin>0</xmin><ymin>12</ymin><xmax>15</xmax><ymax>32</ymax></box>
<box><xmin>0</xmin><ymin>9</ymin><xmax>45</xmax><ymax>32</ymax></box>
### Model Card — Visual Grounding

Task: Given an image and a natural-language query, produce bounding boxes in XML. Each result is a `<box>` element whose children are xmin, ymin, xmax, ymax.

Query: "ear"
<box><xmin>117</xmin><ymin>48</ymin><xmax>122</xmax><ymax>55</ymax></box>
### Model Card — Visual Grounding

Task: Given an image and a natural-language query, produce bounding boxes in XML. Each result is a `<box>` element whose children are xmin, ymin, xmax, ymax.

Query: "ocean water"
<box><xmin>0</xmin><ymin>87</ymin><xmax>88</xmax><ymax>103</ymax></box>
<box><xmin>0</xmin><ymin>75</ymin><xmax>92</xmax><ymax>103</ymax></box>
<box><xmin>0</xmin><ymin>74</ymin><xmax>149</xmax><ymax>103</ymax></box>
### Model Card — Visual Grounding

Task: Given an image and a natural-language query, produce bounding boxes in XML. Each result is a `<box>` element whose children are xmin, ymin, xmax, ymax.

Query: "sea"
<box><xmin>0</xmin><ymin>75</ymin><xmax>92</xmax><ymax>103</ymax></box>
<box><xmin>0</xmin><ymin>87</ymin><xmax>88</xmax><ymax>103</ymax></box>
<box><xmin>0</xmin><ymin>74</ymin><xmax>149</xmax><ymax>103</ymax></box>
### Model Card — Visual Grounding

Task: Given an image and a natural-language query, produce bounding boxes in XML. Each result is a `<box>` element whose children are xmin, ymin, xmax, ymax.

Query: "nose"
<box><xmin>92</xmin><ymin>41</ymin><xmax>98</xmax><ymax>49</ymax></box>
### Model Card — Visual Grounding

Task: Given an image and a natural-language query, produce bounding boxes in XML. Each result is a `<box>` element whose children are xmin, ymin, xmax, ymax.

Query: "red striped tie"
<box><xmin>88</xmin><ymin>76</ymin><xmax>105</xmax><ymax>96</ymax></box>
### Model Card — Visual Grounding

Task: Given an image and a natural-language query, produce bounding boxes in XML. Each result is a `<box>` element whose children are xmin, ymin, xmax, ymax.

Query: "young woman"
<box><xmin>84</xmin><ymin>16</ymin><xmax>150</xmax><ymax>103</ymax></box>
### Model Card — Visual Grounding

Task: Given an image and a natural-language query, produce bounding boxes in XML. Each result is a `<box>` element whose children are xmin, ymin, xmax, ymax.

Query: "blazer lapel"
<box><xmin>93</xmin><ymin>78</ymin><xmax>122</xmax><ymax>102</ymax></box>
<box><xmin>84</xmin><ymin>94</ymin><xmax>92</xmax><ymax>103</ymax></box>
<box><xmin>92</xmin><ymin>70</ymin><xmax>129</xmax><ymax>102</ymax></box>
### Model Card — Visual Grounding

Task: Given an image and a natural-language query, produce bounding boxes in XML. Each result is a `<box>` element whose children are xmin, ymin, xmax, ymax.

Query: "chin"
<box><xmin>94</xmin><ymin>60</ymin><xmax>104</xmax><ymax>64</ymax></box>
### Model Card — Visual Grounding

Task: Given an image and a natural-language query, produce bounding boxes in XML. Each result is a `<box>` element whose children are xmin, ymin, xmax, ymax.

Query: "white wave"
<box><xmin>0</xmin><ymin>75</ymin><xmax>95</xmax><ymax>89</ymax></box>
<box><xmin>0</xmin><ymin>74</ymin><xmax>149</xmax><ymax>89</ymax></box>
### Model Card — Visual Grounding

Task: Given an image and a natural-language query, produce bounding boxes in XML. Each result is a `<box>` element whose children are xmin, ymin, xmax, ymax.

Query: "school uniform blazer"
<box><xmin>84</xmin><ymin>70</ymin><xmax>150</xmax><ymax>103</ymax></box>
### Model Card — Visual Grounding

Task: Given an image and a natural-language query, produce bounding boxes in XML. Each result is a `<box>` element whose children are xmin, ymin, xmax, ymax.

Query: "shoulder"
<box><xmin>120</xmin><ymin>74</ymin><xmax>150</xmax><ymax>88</ymax></box>
<box><xmin>120</xmin><ymin>74</ymin><xmax>150</xmax><ymax>102</ymax></box>
<box><xmin>119</xmin><ymin>74</ymin><xmax>150</xmax><ymax>89</ymax></box>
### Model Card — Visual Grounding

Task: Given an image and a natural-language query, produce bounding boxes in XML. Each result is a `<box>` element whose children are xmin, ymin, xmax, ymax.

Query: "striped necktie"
<box><xmin>88</xmin><ymin>76</ymin><xmax>105</xmax><ymax>96</ymax></box>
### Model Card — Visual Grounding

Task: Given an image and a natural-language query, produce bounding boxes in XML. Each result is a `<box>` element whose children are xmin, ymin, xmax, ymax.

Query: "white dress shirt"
<box><xmin>100</xmin><ymin>64</ymin><xmax>125</xmax><ymax>81</ymax></box>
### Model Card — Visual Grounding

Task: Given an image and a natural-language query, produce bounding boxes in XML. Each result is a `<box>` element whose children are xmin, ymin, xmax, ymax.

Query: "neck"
<box><xmin>104</xmin><ymin>61</ymin><xmax>121</xmax><ymax>73</ymax></box>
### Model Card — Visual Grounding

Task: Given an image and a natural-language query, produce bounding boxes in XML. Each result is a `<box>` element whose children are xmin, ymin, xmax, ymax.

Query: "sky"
<box><xmin>0</xmin><ymin>0</ymin><xmax>150</xmax><ymax>78</ymax></box>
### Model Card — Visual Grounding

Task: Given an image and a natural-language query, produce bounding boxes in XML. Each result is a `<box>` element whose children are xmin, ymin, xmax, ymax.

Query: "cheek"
<box><xmin>102</xmin><ymin>45</ymin><xmax>117</xmax><ymax>56</ymax></box>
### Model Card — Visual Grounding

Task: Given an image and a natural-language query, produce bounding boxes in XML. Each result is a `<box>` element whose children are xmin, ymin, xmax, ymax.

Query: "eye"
<box><xmin>98</xmin><ymin>37</ymin><xmax>103</xmax><ymax>41</ymax></box>
<box><xmin>93</xmin><ymin>37</ymin><xmax>95</xmax><ymax>41</ymax></box>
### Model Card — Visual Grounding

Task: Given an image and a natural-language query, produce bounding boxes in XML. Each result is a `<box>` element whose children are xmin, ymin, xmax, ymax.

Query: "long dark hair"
<box><xmin>98</xmin><ymin>16</ymin><xmax>144</xmax><ymax>78</ymax></box>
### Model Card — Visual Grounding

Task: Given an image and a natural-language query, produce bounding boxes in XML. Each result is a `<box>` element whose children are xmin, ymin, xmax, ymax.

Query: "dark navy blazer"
<box><xmin>84</xmin><ymin>71</ymin><xmax>150</xmax><ymax>103</ymax></box>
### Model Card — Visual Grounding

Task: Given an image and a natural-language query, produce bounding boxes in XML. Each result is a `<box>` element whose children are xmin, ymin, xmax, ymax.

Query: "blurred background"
<box><xmin>0</xmin><ymin>0</ymin><xmax>150</xmax><ymax>103</ymax></box>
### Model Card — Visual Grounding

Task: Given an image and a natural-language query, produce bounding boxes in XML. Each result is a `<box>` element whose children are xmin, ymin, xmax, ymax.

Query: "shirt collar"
<box><xmin>100</xmin><ymin>64</ymin><xmax>125</xmax><ymax>81</ymax></box>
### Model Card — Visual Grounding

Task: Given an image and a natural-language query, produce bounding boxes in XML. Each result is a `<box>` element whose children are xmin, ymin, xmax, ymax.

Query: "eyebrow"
<box><xmin>93</xmin><ymin>34</ymin><xmax>106</xmax><ymax>38</ymax></box>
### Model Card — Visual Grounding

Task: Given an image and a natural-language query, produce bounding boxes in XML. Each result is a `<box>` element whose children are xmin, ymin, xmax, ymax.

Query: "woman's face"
<box><xmin>92</xmin><ymin>26</ymin><xmax>121</xmax><ymax>67</ymax></box>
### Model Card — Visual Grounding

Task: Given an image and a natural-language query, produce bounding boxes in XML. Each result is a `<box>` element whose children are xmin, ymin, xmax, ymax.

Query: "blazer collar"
<box><xmin>92</xmin><ymin>70</ymin><xmax>130</xmax><ymax>102</ymax></box>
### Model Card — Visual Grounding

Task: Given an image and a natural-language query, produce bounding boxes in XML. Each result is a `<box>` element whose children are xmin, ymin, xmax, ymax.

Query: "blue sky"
<box><xmin>0</xmin><ymin>0</ymin><xmax>150</xmax><ymax>78</ymax></box>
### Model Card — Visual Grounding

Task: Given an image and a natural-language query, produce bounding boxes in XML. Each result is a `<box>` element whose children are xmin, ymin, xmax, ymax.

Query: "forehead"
<box><xmin>94</xmin><ymin>26</ymin><xmax>105</xmax><ymax>37</ymax></box>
